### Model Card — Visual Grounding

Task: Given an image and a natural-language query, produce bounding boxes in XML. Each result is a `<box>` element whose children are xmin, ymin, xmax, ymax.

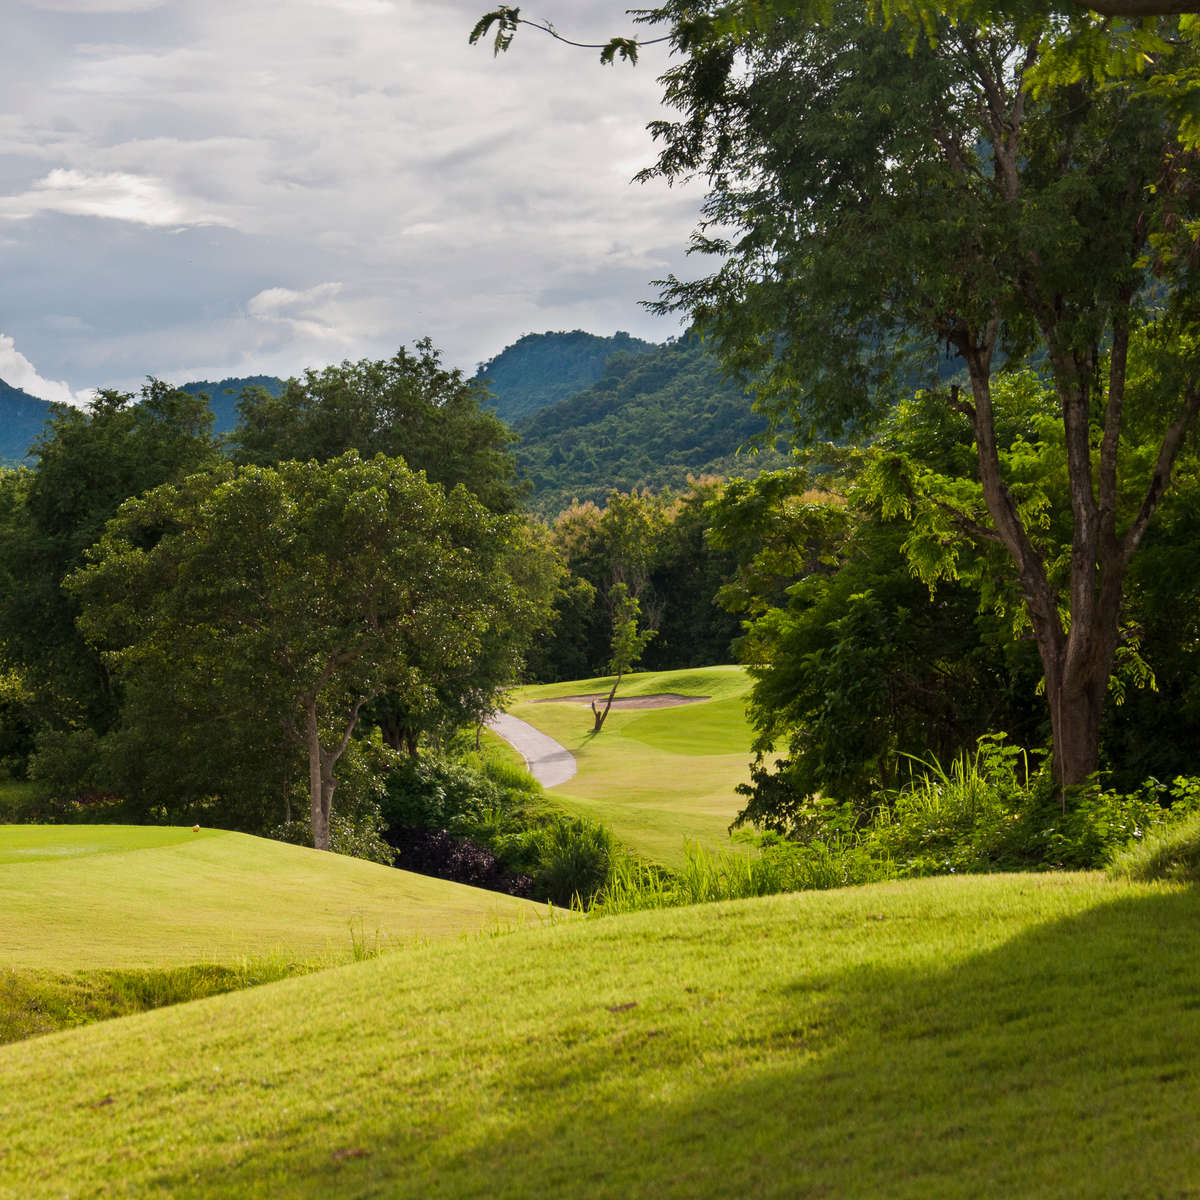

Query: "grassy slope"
<box><xmin>3</xmin><ymin>873</ymin><xmax>1198</xmax><ymax>1198</ymax></box>
<box><xmin>507</xmin><ymin>665</ymin><xmax>755</xmax><ymax>867</ymax></box>
<box><xmin>0</xmin><ymin>826</ymin><xmax>544</xmax><ymax>970</ymax></box>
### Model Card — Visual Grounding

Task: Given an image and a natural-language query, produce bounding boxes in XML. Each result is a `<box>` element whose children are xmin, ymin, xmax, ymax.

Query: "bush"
<box><xmin>381</xmin><ymin>755</ymin><xmax>499</xmax><ymax>832</ymax></box>
<box><xmin>534</xmin><ymin>817</ymin><xmax>615</xmax><ymax>907</ymax></box>
<box><xmin>389</xmin><ymin>826</ymin><xmax>533</xmax><ymax>896</ymax></box>
<box><xmin>272</xmin><ymin>811</ymin><xmax>395</xmax><ymax>866</ymax></box>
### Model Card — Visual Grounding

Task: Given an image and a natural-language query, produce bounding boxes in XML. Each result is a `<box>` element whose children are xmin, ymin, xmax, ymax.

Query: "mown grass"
<box><xmin>2</xmin><ymin>872</ymin><xmax>1198</xmax><ymax>1198</ymax></box>
<box><xmin>0</xmin><ymin>824</ymin><xmax>549</xmax><ymax>1044</ymax></box>
<box><xmin>508</xmin><ymin>665</ymin><xmax>755</xmax><ymax>867</ymax></box>
<box><xmin>0</xmin><ymin>825</ymin><xmax>545</xmax><ymax>971</ymax></box>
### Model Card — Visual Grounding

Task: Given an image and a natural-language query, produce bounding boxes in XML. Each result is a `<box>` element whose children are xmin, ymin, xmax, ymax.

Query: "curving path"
<box><xmin>486</xmin><ymin>713</ymin><xmax>577</xmax><ymax>788</ymax></box>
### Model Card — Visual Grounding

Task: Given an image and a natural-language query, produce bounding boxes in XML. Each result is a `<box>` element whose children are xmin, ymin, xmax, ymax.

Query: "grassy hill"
<box><xmin>2</xmin><ymin>871</ymin><xmax>1197</xmax><ymax>1197</ymax></box>
<box><xmin>505</xmin><ymin>666</ymin><xmax>756</xmax><ymax>867</ymax></box>
<box><xmin>0</xmin><ymin>825</ymin><xmax>543</xmax><ymax>971</ymax></box>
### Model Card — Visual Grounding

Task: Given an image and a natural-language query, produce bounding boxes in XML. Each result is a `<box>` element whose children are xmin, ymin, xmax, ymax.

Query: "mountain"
<box><xmin>0</xmin><ymin>380</ymin><xmax>54</xmax><ymax>467</ymax></box>
<box><xmin>513</xmin><ymin>332</ymin><xmax>793</xmax><ymax>516</ymax></box>
<box><xmin>474</xmin><ymin>330</ymin><xmax>657</xmax><ymax>424</ymax></box>
<box><xmin>0</xmin><ymin>376</ymin><xmax>287</xmax><ymax>469</ymax></box>
<box><xmin>176</xmin><ymin>376</ymin><xmax>284</xmax><ymax>434</ymax></box>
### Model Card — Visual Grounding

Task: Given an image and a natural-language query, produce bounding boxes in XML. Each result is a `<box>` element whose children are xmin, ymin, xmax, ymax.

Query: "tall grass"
<box><xmin>588</xmin><ymin>836</ymin><xmax>886</xmax><ymax>916</ymax></box>
<box><xmin>1107</xmin><ymin>810</ymin><xmax>1200</xmax><ymax>884</ymax></box>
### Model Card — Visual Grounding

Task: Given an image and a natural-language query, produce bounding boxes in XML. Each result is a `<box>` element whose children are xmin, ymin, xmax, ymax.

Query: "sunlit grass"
<box><xmin>3</xmin><ymin>873</ymin><xmax>1197</xmax><ymax>1198</ymax></box>
<box><xmin>508</xmin><ymin>666</ymin><xmax>755</xmax><ymax>867</ymax></box>
<box><xmin>0</xmin><ymin>825</ymin><xmax>546</xmax><ymax>972</ymax></box>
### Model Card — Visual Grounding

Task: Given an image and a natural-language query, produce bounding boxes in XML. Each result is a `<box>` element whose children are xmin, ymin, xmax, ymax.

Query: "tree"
<box><xmin>590</xmin><ymin>582</ymin><xmax>657</xmax><ymax>732</ymax></box>
<box><xmin>232</xmin><ymin>339</ymin><xmax>523</xmax><ymax>514</ymax></box>
<box><xmin>69</xmin><ymin>454</ymin><xmax>542</xmax><ymax>851</ymax></box>
<box><xmin>0</xmin><ymin>384</ymin><xmax>219</xmax><ymax>740</ymax></box>
<box><xmin>630</xmin><ymin>2</ymin><xmax>1200</xmax><ymax>789</ymax></box>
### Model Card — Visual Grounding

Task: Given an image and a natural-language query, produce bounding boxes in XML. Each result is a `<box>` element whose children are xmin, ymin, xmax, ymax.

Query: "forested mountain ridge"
<box><xmin>2</xmin><ymin>333</ymin><xmax>780</xmax><ymax>515</ymax></box>
<box><xmin>0</xmin><ymin>375</ymin><xmax>286</xmax><ymax>465</ymax></box>
<box><xmin>0</xmin><ymin>379</ymin><xmax>53</xmax><ymax>467</ymax></box>
<box><xmin>474</xmin><ymin>329</ymin><xmax>657</xmax><ymax>424</ymax></box>
<box><xmin>513</xmin><ymin>332</ymin><xmax>794</xmax><ymax>515</ymax></box>
<box><xmin>177</xmin><ymin>375</ymin><xmax>285</xmax><ymax>434</ymax></box>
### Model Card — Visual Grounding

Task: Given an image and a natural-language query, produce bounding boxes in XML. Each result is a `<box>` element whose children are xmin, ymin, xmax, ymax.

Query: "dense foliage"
<box><xmin>638</xmin><ymin>0</ymin><xmax>1200</xmax><ymax>788</ymax></box>
<box><xmin>515</xmin><ymin>331</ymin><xmax>793</xmax><ymax>516</ymax></box>
<box><xmin>232</xmin><ymin>339</ymin><xmax>522</xmax><ymax>514</ymax></box>
<box><xmin>527</xmin><ymin>482</ymin><xmax>742</xmax><ymax>682</ymax></box>
<box><xmin>0</xmin><ymin>385</ymin><xmax>220</xmax><ymax>742</ymax></box>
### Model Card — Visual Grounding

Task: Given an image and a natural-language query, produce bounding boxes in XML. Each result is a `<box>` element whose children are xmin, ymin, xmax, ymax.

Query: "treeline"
<box><xmin>3</xmin><ymin>335</ymin><xmax>1199</xmax><ymax>897</ymax></box>
<box><xmin>0</xmin><ymin>345</ymin><xmax>562</xmax><ymax>861</ymax></box>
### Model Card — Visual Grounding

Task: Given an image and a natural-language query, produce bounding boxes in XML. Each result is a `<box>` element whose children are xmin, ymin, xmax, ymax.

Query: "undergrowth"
<box><xmin>588</xmin><ymin>738</ymin><xmax>1200</xmax><ymax>916</ymax></box>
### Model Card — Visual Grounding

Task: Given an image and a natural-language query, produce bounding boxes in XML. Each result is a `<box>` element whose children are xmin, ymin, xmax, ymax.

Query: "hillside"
<box><xmin>0</xmin><ymin>379</ymin><xmax>52</xmax><ymax>467</ymax></box>
<box><xmin>2</xmin><ymin>872</ymin><xmax>1196</xmax><ymax>1197</ymax></box>
<box><xmin>514</xmin><ymin>332</ymin><xmax>794</xmax><ymax>515</ymax></box>
<box><xmin>0</xmin><ymin>375</ymin><xmax>286</xmax><ymax>466</ymax></box>
<box><xmin>474</xmin><ymin>329</ymin><xmax>657</xmax><ymax>424</ymax></box>
<box><xmin>0</xmin><ymin>825</ymin><xmax>542</xmax><ymax>969</ymax></box>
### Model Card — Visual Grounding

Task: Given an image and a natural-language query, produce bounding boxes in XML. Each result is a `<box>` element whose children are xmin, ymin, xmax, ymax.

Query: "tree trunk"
<box><xmin>306</xmin><ymin>699</ymin><xmax>333</xmax><ymax>851</ymax></box>
<box><xmin>591</xmin><ymin>672</ymin><xmax>623</xmax><ymax>734</ymax></box>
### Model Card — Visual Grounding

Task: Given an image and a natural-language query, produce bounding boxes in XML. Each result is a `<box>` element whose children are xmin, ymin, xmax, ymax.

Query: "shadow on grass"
<box><xmin>98</xmin><ymin>886</ymin><xmax>1200</xmax><ymax>1198</ymax></box>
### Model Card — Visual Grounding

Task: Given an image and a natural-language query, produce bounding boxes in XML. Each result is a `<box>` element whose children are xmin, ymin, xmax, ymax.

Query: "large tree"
<box><xmin>474</xmin><ymin>6</ymin><xmax>1200</xmax><ymax>794</ymax></box>
<box><xmin>0</xmin><ymin>384</ymin><xmax>219</xmax><ymax>738</ymax></box>
<box><xmin>232</xmin><ymin>338</ymin><xmax>523</xmax><ymax>514</ymax></box>
<box><xmin>69</xmin><ymin>454</ymin><xmax>547</xmax><ymax>851</ymax></box>
<box><xmin>634</xmin><ymin>4</ymin><xmax>1200</xmax><ymax>788</ymax></box>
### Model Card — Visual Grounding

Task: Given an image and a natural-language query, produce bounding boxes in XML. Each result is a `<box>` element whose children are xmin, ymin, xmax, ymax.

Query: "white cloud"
<box><xmin>19</xmin><ymin>1</ymin><xmax>166</xmax><ymax>11</ymax></box>
<box><xmin>0</xmin><ymin>334</ymin><xmax>92</xmax><ymax>407</ymax></box>
<box><xmin>247</xmin><ymin>282</ymin><xmax>344</xmax><ymax>318</ymax></box>
<box><xmin>4</xmin><ymin>0</ymin><xmax>705</xmax><ymax>390</ymax></box>
<box><xmin>0</xmin><ymin>168</ymin><xmax>229</xmax><ymax>228</ymax></box>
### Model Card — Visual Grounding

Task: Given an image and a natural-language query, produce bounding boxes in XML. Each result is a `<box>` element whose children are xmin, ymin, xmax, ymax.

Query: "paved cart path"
<box><xmin>485</xmin><ymin>713</ymin><xmax>577</xmax><ymax>789</ymax></box>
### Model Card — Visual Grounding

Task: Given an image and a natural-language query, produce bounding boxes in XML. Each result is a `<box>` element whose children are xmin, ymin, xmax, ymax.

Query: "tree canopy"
<box><xmin>69</xmin><ymin>453</ymin><xmax>553</xmax><ymax>850</ymax></box>
<box><xmin>232</xmin><ymin>339</ymin><xmax>522</xmax><ymax>514</ymax></box>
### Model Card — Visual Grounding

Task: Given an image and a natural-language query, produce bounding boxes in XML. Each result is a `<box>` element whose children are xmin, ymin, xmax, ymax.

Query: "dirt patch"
<box><xmin>533</xmin><ymin>693</ymin><xmax>710</xmax><ymax>710</ymax></box>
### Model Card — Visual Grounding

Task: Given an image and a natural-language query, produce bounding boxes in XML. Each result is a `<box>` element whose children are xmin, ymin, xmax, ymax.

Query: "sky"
<box><xmin>1</xmin><ymin>0</ymin><xmax>705</xmax><ymax>405</ymax></box>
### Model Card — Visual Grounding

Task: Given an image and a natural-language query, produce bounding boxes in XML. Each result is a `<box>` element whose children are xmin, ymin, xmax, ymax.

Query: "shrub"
<box><xmin>389</xmin><ymin>826</ymin><xmax>532</xmax><ymax>896</ymax></box>
<box><xmin>272</xmin><ymin>811</ymin><xmax>395</xmax><ymax>866</ymax></box>
<box><xmin>535</xmin><ymin>817</ymin><xmax>615</xmax><ymax>907</ymax></box>
<box><xmin>381</xmin><ymin>755</ymin><xmax>499</xmax><ymax>832</ymax></box>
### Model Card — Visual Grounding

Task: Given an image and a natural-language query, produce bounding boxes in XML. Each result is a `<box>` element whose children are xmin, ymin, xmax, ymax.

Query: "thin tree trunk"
<box><xmin>306</xmin><ymin>699</ymin><xmax>331</xmax><ymax>851</ymax></box>
<box><xmin>591</xmin><ymin>671</ymin><xmax>623</xmax><ymax>733</ymax></box>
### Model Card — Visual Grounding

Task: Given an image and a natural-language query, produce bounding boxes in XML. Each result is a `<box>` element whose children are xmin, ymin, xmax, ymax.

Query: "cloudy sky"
<box><xmin>1</xmin><ymin>0</ymin><xmax>704</xmax><ymax>404</ymax></box>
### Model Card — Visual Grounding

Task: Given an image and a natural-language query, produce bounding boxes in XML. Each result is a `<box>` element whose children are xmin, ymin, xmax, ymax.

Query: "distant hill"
<box><xmin>0</xmin><ymin>379</ymin><xmax>54</xmax><ymax>467</ymax></box>
<box><xmin>514</xmin><ymin>332</ymin><xmax>793</xmax><ymax>516</ymax></box>
<box><xmin>0</xmin><ymin>376</ymin><xmax>286</xmax><ymax>468</ymax></box>
<box><xmin>474</xmin><ymin>330</ymin><xmax>657</xmax><ymax>424</ymax></box>
<box><xmin>176</xmin><ymin>376</ymin><xmax>284</xmax><ymax>434</ymax></box>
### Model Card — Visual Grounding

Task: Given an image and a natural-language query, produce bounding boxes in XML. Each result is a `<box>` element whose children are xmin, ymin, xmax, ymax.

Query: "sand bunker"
<box><xmin>534</xmin><ymin>692</ymin><xmax>709</xmax><ymax>710</ymax></box>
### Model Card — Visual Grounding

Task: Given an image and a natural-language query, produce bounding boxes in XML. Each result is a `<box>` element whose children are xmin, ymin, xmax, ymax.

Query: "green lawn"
<box><xmin>3</xmin><ymin>872</ymin><xmax>1198</xmax><ymax>1198</ymax></box>
<box><xmin>0</xmin><ymin>825</ymin><xmax>545</xmax><ymax>970</ymax></box>
<box><xmin>507</xmin><ymin>665</ymin><xmax>756</xmax><ymax>867</ymax></box>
